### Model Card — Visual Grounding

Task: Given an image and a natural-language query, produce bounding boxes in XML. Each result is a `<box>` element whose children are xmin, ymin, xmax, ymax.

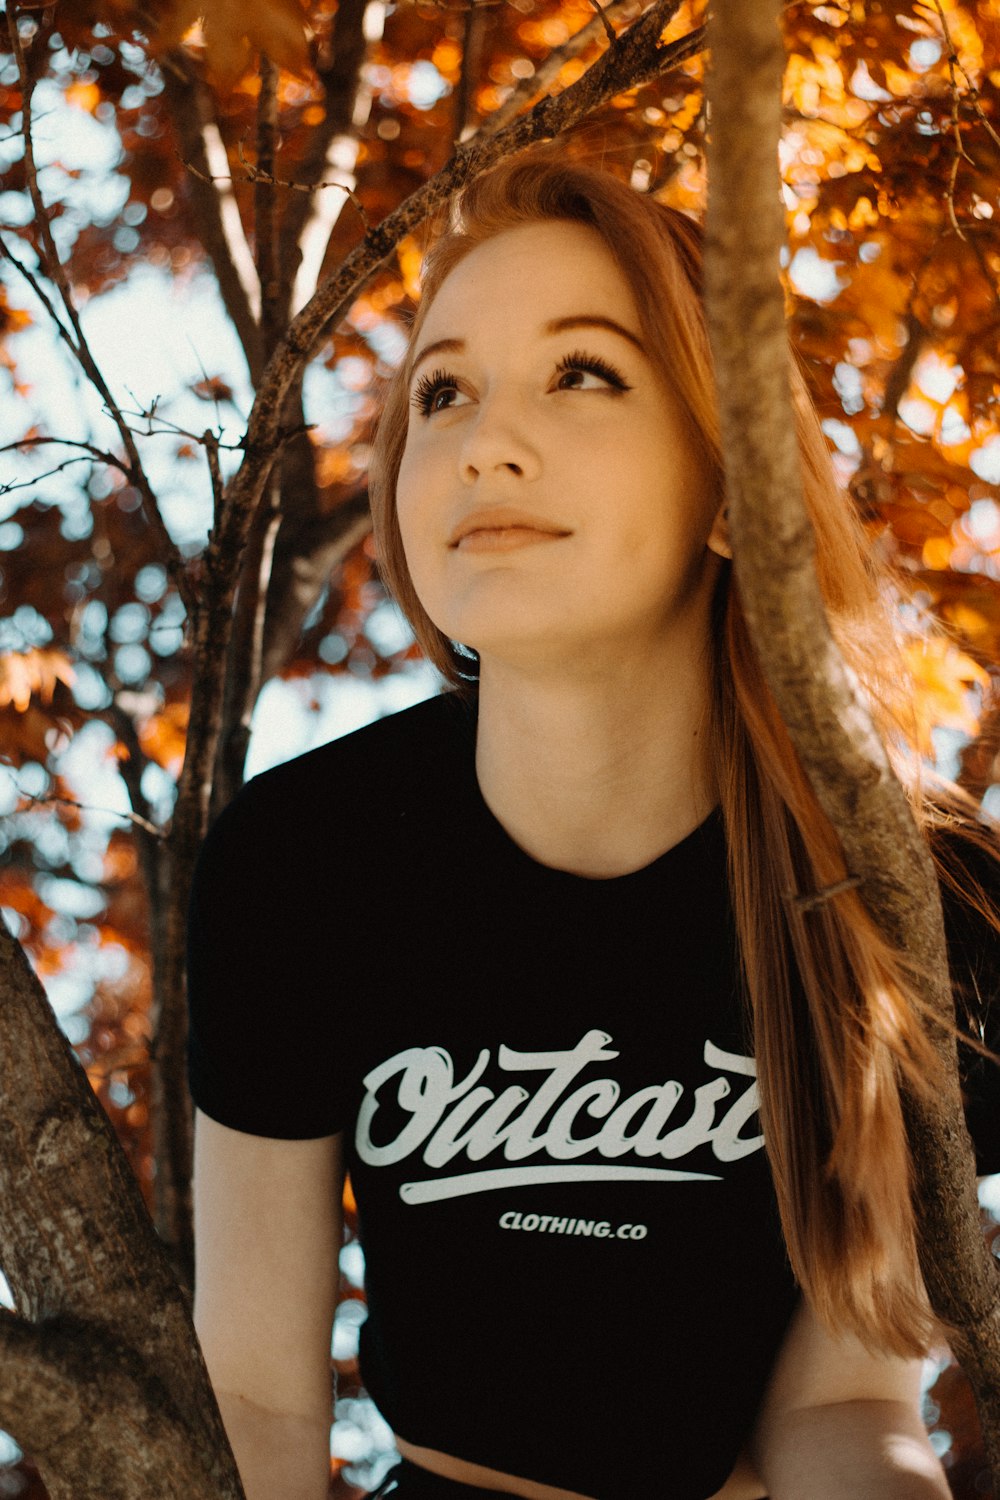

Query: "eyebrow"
<box><xmin>408</xmin><ymin>315</ymin><xmax>646</xmax><ymax>382</ymax></box>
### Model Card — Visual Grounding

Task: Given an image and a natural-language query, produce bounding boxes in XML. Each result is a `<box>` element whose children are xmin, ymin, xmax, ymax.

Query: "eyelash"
<box><xmin>410</xmin><ymin>350</ymin><xmax>632</xmax><ymax>417</ymax></box>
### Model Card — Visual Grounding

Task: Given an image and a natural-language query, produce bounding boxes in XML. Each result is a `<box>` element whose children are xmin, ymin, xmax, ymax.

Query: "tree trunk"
<box><xmin>702</xmin><ymin>0</ymin><xmax>1000</xmax><ymax>1478</ymax></box>
<box><xmin>0</xmin><ymin>923</ymin><xmax>245</xmax><ymax>1500</ymax></box>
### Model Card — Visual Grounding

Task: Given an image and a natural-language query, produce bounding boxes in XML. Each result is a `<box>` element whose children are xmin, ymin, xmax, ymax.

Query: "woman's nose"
<box><xmin>458</xmin><ymin>395</ymin><xmax>541</xmax><ymax>485</ymax></box>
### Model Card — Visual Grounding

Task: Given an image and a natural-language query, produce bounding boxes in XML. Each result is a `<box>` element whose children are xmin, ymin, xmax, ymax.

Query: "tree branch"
<box><xmin>703</xmin><ymin>0</ymin><xmax>1000</xmax><ymax>1476</ymax></box>
<box><xmin>104</xmin><ymin>700</ymin><xmax>164</xmax><ymax>954</ymax></box>
<box><xmin>14</xmin><ymin>786</ymin><xmax>163</xmax><ymax>841</ymax></box>
<box><xmin>211</xmin><ymin>473</ymin><xmax>282</xmax><ymax>818</ymax></box>
<box><xmin>159</xmin><ymin>49</ymin><xmax>262</xmax><ymax>380</ymax></box>
<box><xmin>0</xmin><ymin>1310</ymin><xmax>241</xmax><ymax>1500</ymax></box>
<box><xmin>261</xmin><ymin>486</ymin><xmax>374</xmax><ymax>687</ymax></box>
<box><xmin>255</xmin><ymin>55</ymin><xmax>282</xmax><ymax>363</ymax></box>
<box><xmin>0</xmin><ymin>228</ymin><xmax>81</xmax><ymax>360</ymax></box>
<box><xmin>478</xmin><ymin>0</ymin><xmax>638</xmax><ymax>137</ymax></box>
<box><xmin>0</xmin><ymin>435</ymin><xmax>131</xmax><ymax>477</ymax></box>
<box><xmin>278</xmin><ymin>0</ymin><xmax>371</xmax><ymax>302</ymax></box>
<box><xmin>453</xmin><ymin>0</ymin><xmax>490</xmax><ymax>142</ymax></box>
<box><xmin>0</xmin><ymin>921</ymin><xmax>243</xmax><ymax>1498</ymax></box>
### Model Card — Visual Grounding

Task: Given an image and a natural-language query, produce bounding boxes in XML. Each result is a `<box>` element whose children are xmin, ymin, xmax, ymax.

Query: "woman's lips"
<box><xmin>455</xmin><ymin>527</ymin><xmax>568</xmax><ymax>552</ymax></box>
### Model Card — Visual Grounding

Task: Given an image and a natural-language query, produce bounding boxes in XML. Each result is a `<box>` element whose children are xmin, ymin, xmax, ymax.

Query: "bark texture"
<box><xmin>702</xmin><ymin>0</ymin><xmax>1000</xmax><ymax>1476</ymax></box>
<box><xmin>0</xmin><ymin>923</ymin><xmax>245</xmax><ymax>1500</ymax></box>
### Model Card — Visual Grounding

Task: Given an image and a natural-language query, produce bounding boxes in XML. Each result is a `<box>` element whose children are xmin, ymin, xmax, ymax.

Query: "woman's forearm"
<box><xmin>214</xmin><ymin>1388</ymin><xmax>331</xmax><ymax>1500</ymax></box>
<box><xmin>758</xmin><ymin>1398</ymin><xmax>951</xmax><ymax>1500</ymax></box>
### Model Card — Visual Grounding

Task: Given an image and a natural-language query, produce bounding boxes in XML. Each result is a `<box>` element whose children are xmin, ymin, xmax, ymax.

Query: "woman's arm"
<box><xmin>754</xmin><ymin>1399</ymin><xmax>949</xmax><ymax>1498</ymax></box>
<box><xmin>192</xmin><ymin>1110</ymin><xmax>345</xmax><ymax>1500</ymax></box>
<box><xmin>750</xmin><ymin>1299</ymin><xmax>949</xmax><ymax>1500</ymax></box>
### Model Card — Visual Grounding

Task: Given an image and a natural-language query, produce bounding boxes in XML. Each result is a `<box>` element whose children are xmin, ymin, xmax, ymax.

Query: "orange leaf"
<box><xmin>66</xmin><ymin>80</ymin><xmax>101</xmax><ymax>112</ymax></box>
<box><xmin>137</xmin><ymin>702</ymin><xmax>189</xmax><ymax>776</ymax></box>
<box><xmin>156</xmin><ymin>0</ymin><xmax>311</xmax><ymax>88</ymax></box>
<box><xmin>191</xmin><ymin>375</ymin><xmax>236</xmax><ymax>404</ymax></box>
<box><xmin>0</xmin><ymin>649</ymin><xmax>75</xmax><ymax>713</ymax></box>
<box><xmin>902</xmin><ymin>637</ymin><xmax>989</xmax><ymax>757</ymax></box>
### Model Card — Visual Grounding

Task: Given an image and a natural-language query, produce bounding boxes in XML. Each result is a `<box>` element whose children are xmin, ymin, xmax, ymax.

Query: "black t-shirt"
<box><xmin>186</xmin><ymin>688</ymin><xmax>1000</xmax><ymax>1500</ymax></box>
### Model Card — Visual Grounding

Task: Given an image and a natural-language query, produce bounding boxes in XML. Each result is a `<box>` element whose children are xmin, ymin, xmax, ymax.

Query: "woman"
<box><xmin>187</xmin><ymin>146</ymin><xmax>1000</xmax><ymax>1500</ymax></box>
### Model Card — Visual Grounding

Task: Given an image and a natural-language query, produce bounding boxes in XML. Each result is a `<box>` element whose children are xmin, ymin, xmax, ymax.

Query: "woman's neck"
<box><xmin>473</xmin><ymin>643</ymin><xmax>719</xmax><ymax>881</ymax></box>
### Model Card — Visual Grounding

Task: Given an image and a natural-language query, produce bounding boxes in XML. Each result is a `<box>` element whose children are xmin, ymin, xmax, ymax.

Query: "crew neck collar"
<box><xmin>440</xmin><ymin>689</ymin><xmax>725</xmax><ymax>895</ymax></box>
<box><xmin>473</xmin><ymin>792</ymin><xmax>724</xmax><ymax>894</ymax></box>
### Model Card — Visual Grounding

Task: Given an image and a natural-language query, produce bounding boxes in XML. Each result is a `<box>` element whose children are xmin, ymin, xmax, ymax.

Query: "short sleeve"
<box><xmin>186</xmin><ymin>771</ymin><xmax>351</xmax><ymax>1139</ymax></box>
<box><xmin>938</xmin><ymin>827</ymin><xmax>1000</xmax><ymax>1176</ymax></box>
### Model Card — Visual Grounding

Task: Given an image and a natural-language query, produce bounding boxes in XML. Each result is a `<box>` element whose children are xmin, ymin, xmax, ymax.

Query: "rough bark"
<box><xmin>702</xmin><ymin>0</ymin><xmax>1000</xmax><ymax>1476</ymax></box>
<box><xmin>0</xmin><ymin>923</ymin><xmax>245</xmax><ymax>1500</ymax></box>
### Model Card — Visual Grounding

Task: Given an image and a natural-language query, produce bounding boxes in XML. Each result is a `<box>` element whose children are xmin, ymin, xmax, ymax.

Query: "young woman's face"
<box><xmin>395</xmin><ymin>219</ymin><xmax>726</xmax><ymax>674</ymax></box>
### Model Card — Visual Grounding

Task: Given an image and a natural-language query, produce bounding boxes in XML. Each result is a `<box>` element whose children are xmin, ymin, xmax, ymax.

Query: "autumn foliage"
<box><xmin>1</xmin><ymin>0</ymin><xmax>1000</xmax><ymax>1494</ymax></box>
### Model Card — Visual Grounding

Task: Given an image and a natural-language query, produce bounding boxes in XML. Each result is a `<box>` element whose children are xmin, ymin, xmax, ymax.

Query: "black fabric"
<box><xmin>935</xmin><ymin>824</ymin><xmax>1000</xmax><ymax>1176</ymax></box>
<box><xmin>187</xmin><ymin>688</ymin><xmax>1000</xmax><ymax>1500</ymax></box>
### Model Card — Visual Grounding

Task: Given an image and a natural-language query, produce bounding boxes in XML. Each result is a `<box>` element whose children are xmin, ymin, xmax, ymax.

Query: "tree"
<box><xmin>0</xmin><ymin>0</ymin><xmax>999</xmax><ymax>1493</ymax></box>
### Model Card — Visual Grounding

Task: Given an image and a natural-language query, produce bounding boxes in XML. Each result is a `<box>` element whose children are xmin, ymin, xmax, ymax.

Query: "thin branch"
<box><xmin>278</xmin><ymin>0</ymin><xmax>370</xmax><ymax>291</ymax></box>
<box><xmin>261</xmin><ymin>488</ymin><xmax>373</xmax><ymax>685</ymax></box>
<box><xmin>181</xmin><ymin>147</ymin><xmax>370</xmax><ymax>231</ymax></box>
<box><xmin>103</xmin><ymin>699</ymin><xmax>164</xmax><ymax>967</ymax></box>
<box><xmin>0</xmin><ymin>227</ymin><xmax>82</xmax><ymax>361</ymax></box>
<box><xmin>0</xmin><ymin>455</ymin><xmax>106</xmax><ymax>497</ymax></box>
<box><xmin>204</xmin><ymin>431</ymin><xmax>225</xmax><ymax>519</ymax></box>
<box><xmin>454</xmin><ymin>0</ymin><xmax>490</xmax><ymax>142</ymax></box>
<box><xmin>288</xmin><ymin>138</ymin><xmax>364</xmax><ymax>315</ymax></box>
<box><xmin>14</xmin><ymin>787</ymin><xmax>165</xmax><ymax>840</ymax></box>
<box><xmin>922</xmin><ymin>0</ymin><xmax>993</xmax><ymax>242</ymax></box>
<box><xmin>922</xmin><ymin>0</ymin><xmax>1000</xmax><ymax>157</ymax></box>
<box><xmin>588</xmin><ymin>0</ymin><xmax>618</xmax><ymax>46</ymax></box>
<box><xmin>157</xmin><ymin>50</ymin><xmax>261</xmax><ymax>378</ymax></box>
<box><xmin>212</xmin><ymin>475</ymin><xmax>282</xmax><ymax>815</ymax></box>
<box><xmin>0</xmin><ymin>435</ymin><xmax>131</xmax><ymax>476</ymax></box>
<box><xmin>254</xmin><ymin>56</ymin><xmax>282</xmax><ymax>364</ymax></box>
<box><xmin>114</xmin><ymin>406</ymin><xmax>247</xmax><ymax>451</ymax></box>
<box><xmin>4</xmin><ymin>8</ymin><xmax>195</xmax><ymax>618</ymax></box>
<box><xmin>459</xmin><ymin>0</ymin><xmax>637</xmax><ymax>139</ymax></box>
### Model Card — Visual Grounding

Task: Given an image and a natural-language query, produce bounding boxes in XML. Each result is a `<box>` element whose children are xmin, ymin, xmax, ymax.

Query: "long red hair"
<box><xmin>368</xmin><ymin>144</ymin><xmax>1000</xmax><ymax>1357</ymax></box>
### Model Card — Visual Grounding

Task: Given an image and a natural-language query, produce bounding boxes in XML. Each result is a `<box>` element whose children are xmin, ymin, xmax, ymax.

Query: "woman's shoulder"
<box><xmin>215</xmin><ymin>687</ymin><xmax>475</xmax><ymax>834</ymax></box>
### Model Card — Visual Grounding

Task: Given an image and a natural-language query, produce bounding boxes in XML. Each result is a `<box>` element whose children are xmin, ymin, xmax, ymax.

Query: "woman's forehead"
<box><xmin>418</xmin><ymin>220</ymin><xmax>639</xmax><ymax>339</ymax></box>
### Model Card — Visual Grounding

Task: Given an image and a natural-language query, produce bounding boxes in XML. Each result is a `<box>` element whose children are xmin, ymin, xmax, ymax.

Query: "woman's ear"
<box><xmin>707</xmin><ymin>502</ymin><xmax>732</xmax><ymax>561</ymax></box>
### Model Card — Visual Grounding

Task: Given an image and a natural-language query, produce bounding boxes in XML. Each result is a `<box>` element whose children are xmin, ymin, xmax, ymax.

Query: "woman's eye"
<box><xmin>552</xmin><ymin>350</ymin><xmax>632</xmax><ymax>394</ymax></box>
<box><xmin>411</xmin><ymin>369</ymin><xmax>468</xmax><ymax>417</ymax></box>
